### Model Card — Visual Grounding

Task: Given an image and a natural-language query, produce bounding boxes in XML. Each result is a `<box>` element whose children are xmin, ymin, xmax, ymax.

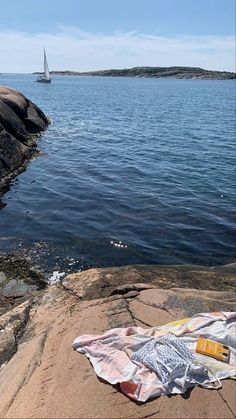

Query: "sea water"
<box><xmin>0</xmin><ymin>74</ymin><xmax>235</xmax><ymax>272</ymax></box>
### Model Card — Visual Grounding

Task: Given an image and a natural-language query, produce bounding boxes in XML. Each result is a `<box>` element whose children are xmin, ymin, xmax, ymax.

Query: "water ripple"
<box><xmin>0</xmin><ymin>75</ymin><xmax>235</xmax><ymax>270</ymax></box>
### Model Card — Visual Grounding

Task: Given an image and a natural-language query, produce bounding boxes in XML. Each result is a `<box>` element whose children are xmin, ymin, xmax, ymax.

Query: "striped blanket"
<box><xmin>72</xmin><ymin>312</ymin><xmax>236</xmax><ymax>402</ymax></box>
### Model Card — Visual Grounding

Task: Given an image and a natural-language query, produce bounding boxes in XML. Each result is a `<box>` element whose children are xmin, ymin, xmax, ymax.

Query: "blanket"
<box><xmin>72</xmin><ymin>312</ymin><xmax>236</xmax><ymax>402</ymax></box>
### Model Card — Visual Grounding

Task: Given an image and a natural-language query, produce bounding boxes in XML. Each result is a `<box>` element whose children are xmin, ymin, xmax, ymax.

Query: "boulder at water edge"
<box><xmin>0</xmin><ymin>85</ymin><xmax>49</xmax><ymax>194</ymax></box>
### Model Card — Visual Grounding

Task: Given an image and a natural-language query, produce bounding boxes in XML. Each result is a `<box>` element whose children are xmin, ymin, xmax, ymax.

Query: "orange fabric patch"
<box><xmin>120</xmin><ymin>381</ymin><xmax>138</xmax><ymax>397</ymax></box>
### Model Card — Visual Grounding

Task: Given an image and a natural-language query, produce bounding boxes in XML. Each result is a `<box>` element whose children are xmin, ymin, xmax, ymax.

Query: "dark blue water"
<box><xmin>0</xmin><ymin>74</ymin><xmax>235</xmax><ymax>272</ymax></box>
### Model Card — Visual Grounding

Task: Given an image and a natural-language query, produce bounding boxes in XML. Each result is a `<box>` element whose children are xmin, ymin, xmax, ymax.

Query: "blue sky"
<box><xmin>0</xmin><ymin>0</ymin><xmax>235</xmax><ymax>72</ymax></box>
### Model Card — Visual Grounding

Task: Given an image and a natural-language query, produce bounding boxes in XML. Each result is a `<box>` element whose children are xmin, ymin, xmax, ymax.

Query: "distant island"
<box><xmin>34</xmin><ymin>66</ymin><xmax>236</xmax><ymax>79</ymax></box>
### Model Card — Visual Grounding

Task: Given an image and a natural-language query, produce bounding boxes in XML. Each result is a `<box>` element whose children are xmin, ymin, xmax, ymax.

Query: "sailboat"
<box><xmin>36</xmin><ymin>49</ymin><xmax>51</xmax><ymax>83</ymax></box>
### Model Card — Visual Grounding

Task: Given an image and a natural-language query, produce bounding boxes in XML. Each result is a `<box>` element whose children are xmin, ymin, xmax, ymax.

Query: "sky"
<box><xmin>0</xmin><ymin>0</ymin><xmax>235</xmax><ymax>73</ymax></box>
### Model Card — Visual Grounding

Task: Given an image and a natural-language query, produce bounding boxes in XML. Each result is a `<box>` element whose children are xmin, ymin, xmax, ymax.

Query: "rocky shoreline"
<box><xmin>1</xmin><ymin>260</ymin><xmax>235</xmax><ymax>316</ymax></box>
<box><xmin>0</xmin><ymin>86</ymin><xmax>49</xmax><ymax>314</ymax></box>
<box><xmin>0</xmin><ymin>264</ymin><xmax>235</xmax><ymax>418</ymax></box>
<box><xmin>0</xmin><ymin>254</ymin><xmax>47</xmax><ymax>316</ymax></box>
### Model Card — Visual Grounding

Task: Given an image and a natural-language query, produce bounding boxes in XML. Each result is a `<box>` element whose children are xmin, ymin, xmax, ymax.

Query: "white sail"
<box><xmin>36</xmin><ymin>48</ymin><xmax>52</xmax><ymax>83</ymax></box>
<box><xmin>44</xmin><ymin>49</ymin><xmax>50</xmax><ymax>79</ymax></box>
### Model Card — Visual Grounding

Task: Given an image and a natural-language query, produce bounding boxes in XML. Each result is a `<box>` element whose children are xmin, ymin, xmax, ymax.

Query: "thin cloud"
<box><xmin>0</xmin><ymin>28</ymin><xmax>235</xmax><ymax>73</ymax></box>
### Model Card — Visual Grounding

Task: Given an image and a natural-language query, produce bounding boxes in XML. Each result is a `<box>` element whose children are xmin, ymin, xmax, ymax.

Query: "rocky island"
<box><xmin>37</xmin><ymin>66</ymin><xmax>236</xmax><ymax>79</ymax></box>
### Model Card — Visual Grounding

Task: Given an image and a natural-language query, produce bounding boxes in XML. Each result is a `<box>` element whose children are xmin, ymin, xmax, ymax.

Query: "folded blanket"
<box><xmin>72</xmin><ymin>312</ymin><xmax>236</xmax><ymax>402</ymax></box>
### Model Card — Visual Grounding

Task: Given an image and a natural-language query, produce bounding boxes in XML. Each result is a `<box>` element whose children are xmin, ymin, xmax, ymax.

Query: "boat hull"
<box><xmin>36</xmin><ymin>78</ymin><xmax>51</xmax><ymax>83</ymax></box>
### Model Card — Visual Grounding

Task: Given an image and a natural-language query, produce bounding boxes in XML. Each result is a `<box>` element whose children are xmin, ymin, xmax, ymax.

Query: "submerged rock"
<box><xmin>0</xmin><ymin>85</ymin><xmax>49</xmax><ymax>195</ymax></box>
<box><xmin>0</xmin><ymin>254</ymin><xmax>46</xmax><ymax>316</ymax></box>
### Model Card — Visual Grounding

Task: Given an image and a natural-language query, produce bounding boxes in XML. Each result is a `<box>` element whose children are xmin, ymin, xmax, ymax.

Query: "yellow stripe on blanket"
<box><xmin>164</xmin><ymin>318</ymin><xmax>190</xmax><ymax>327</ymax></box>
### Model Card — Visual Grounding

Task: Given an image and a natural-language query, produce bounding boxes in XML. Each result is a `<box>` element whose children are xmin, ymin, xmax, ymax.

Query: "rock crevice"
<box><xmin>0</xmin><ymin>264</ymin><xmax>235</xmax><ymax>418</ymax></box>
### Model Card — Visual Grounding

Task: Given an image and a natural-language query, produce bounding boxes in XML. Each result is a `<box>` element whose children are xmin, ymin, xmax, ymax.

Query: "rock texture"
<box><xmin>0</xmin><ymin>264</ymin><xmax>235</xmax><ymax>418</ymax></box>
<box><xmin>0</xmin><ymin>85</ymin><xmax>49</xmax><ymax>195</ymax></box>
<box><xmin>0</xmin><ymin>255</ymin><xmax>46</xmax><ymax>317</ymax></box>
